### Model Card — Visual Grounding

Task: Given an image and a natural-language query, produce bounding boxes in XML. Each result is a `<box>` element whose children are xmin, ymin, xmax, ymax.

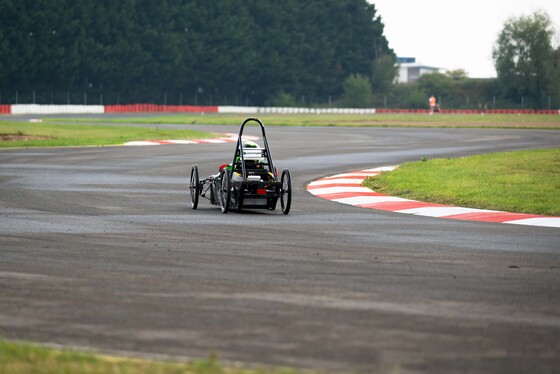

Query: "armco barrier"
<box><xmin>105</xmin><ymin>104</ymin><xmax>218</xmax><ymax>113</ymax></box>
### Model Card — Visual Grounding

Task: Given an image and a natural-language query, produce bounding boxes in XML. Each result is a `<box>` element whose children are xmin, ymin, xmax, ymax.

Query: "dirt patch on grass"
<box><xmin>0</xmin><ymin>133</ymin><xmax>53</xmax><ymax>141</ymax></box>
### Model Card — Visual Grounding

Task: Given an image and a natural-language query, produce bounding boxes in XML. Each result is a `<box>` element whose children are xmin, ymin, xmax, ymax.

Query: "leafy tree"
<box><xmin>446</xmin><ymin>69</ymin><xmax>469</xmax><ymax>81</ymax></box>
<box><xmin>266</xmin><ymin>91</ymin><xmax>297</xmax><ymax>107</ymax></box>
<box><xmin>371</xmin><ymin>54</ymin><xmax>397</xmax><ymax>93</ymax></box>
<box><xmin>417</xmin><ymin>73</ymin><xmax>453</xmax><ymax>101</ymax></box>
<box><xmin>0</xmin><ymin>0</ymin><xmax>393</xmax><ymax>105</ymax></box>
<box><xmin>492</xmin><ymin>10</ymin><xmax>559</xmax><ymax>108</ymax></box>
<box><xmin>340</xmin><ymin>74</ymin><xmax>373</xmax><ymax>107</ymax></box>
<box><xmin>392</xmin><ymin>84</ymin><xmax>427</xmax><ymax>109</ymax></box>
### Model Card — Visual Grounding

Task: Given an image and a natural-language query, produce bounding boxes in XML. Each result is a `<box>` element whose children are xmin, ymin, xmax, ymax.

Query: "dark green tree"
<box><xmin>371</xmin><ymin>54</ymin><xmax>397</xmax><ymax>93</ymax></box>
<box><xmin>492</xmin><ymin>11</ymin><xmax>559</xmax><ymax>108</ymax></box>
<box><xmin>0</xmin><ymin>0</ymin><xmax>393</xmax><ymax>105</ymax></box>
<box><xmin>340</xmin><ymin>74</ymin><xmax>373</xmax><ymax>107</ymax></box>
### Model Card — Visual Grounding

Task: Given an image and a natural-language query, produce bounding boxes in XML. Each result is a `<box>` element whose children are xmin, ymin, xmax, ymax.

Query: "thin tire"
<box><xmin>190</xmin><ymin>165</ymin><xmax>200</xmax><ymax>209</ymax></box>
<box><xmin>219</xmin><ymin>169</ymin><xmax>231</xmax><ymax>213</ymax></box>
<box><xmin>280</xmin><ymin>169</ymin><xmax>291</xmax><ymax>215</ymax></box>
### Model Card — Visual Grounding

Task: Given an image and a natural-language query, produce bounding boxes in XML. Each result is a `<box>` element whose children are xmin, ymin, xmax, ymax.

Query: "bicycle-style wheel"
<box><xmin>280</xmin><ymin>169</ymin><xmax>292</xmax><ymax>215</ymax></box>
<box><xmin>190</xmin><ymin>165</ymin><xmax>200</xmax><ymax>209</ymax></box>
<box><xmin>219</xmin><ymin>169</ymin><xmax>232</xmax><ymax>213</ymax></box>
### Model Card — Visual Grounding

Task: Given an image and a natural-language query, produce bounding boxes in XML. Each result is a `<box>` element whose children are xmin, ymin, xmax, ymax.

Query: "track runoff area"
<box><xmin>4</xmin><ymin>104</ymin><xmax>559</xmax><ymax>227</ymax></box>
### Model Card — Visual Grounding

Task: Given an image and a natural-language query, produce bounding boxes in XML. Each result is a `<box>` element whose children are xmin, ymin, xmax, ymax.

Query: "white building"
<box><xmin>396</xmin><ymin>57</ymin><xmax>445</xmax><ymax>83</ymax></box>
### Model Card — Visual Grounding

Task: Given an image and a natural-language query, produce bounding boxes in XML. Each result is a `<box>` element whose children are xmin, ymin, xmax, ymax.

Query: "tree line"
<box><xmin>1</xmin><ymin>3</ymin><xmax>557</xmax><ymax>109</ymax></box>
<box><xmin>0</xmin><ymin>0</ymin><xmax>394</xmax><ymax>106</ymax></box>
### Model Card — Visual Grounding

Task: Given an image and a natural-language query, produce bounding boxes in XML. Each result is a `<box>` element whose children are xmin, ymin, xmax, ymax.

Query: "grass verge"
<box><xmin>0</xmin><ymin>339</ymin><xmax>305</xmax><ymax>374</ymax></box>
<box><xmin>0</xmin><ymin>121</ymin><xmax>214</xmax><ymax>148</ymax></box>
<box><xmin>47</xmin><ymin>113</ymin><xmax>560</xmax><ymax>129</ymax></box>
<box><xmin>363</xmin><ymin>148</ymin><xmax>560</xmax><ymax>216</ymax></box>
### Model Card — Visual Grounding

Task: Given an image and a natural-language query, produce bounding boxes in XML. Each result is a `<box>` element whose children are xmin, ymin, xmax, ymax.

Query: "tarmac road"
<box><xmin>1</xmin><ymin>123</ymin><xmax>560</xmax><ymax>373</ymax></box>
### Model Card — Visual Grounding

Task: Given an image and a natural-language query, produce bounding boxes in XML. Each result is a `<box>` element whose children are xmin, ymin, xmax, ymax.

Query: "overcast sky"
<box><xmin>370</xmin><ymin>0</ymin><xmax>560</xmax><ymax>78</ymax></box>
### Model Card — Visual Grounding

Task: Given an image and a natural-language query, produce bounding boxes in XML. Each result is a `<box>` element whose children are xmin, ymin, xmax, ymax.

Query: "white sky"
<box><xmin>370</xmin><ymin>0</ymin><xmax>560</xmax><ymax>78</ymax></box>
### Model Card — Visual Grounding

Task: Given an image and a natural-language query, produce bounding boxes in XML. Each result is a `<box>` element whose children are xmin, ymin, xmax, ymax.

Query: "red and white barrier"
<box><xmin>0</xmin><ymin>104</ymin><xmax>558</xmax><ymax>115</ymax></box>
<box><xmin>105</xmin><ymin>104</ymin><xmax>218</xmax><ymax>113</ymax></box>
<box><xmin>376</xmin><ymin>108</ymin><xmax>560</xmax><ymax>115</ymax></box>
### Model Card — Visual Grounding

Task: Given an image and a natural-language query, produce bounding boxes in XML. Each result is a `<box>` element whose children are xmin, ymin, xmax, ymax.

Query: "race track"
<box><xmin>1</xmin><ymin>122</ymin><xmax>559</xmax><ymax>373</ymax></box>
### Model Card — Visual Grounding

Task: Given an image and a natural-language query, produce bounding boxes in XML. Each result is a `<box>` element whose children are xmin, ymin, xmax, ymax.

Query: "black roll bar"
<box><xmin>231</xmin><ymin>118</ymin><xmax>275</xmax><ymax>179</ymax></box>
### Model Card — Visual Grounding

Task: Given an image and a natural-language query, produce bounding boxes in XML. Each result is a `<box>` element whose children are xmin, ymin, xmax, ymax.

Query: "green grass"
<box><xmin>0</xmin><ymin>121</ymin><xmax>214</xmax><ymax>148</ymax></box>
<box><xmin>0</xmin><ymin>339</ymin><xmax>307</xmax><ymax>374</ymax></box>
<box><xmin>19</xmin><ymin>112</ymin><xmax>560</xmax><ymax>148</ymax></box>
<box><xmin>47</xmin><ymin>113</ymin><xmax>560</xmax><ymax>129</ymax></box>
<box><xmin>363</xmin><ymin>149</ymin><xmax>560</xmax><ymax>216</ymax></box>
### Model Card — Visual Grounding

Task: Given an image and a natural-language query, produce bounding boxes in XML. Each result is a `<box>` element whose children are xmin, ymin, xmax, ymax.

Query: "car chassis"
<box><xmin>190</xmin><ymin>118</ymin><xmax>292</xmax><ymax>214</ymax></box>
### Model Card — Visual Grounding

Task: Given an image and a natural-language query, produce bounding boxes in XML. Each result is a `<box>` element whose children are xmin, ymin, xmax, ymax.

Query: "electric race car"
<box><xmin>189</xmin><ymin>118</ymin><xmax>292</xmax><ymax>214</ymax></box>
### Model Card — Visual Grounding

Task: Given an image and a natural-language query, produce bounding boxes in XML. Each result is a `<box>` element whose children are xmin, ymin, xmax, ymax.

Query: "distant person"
<box><xmin>429</xmin><ymin>95</ymin><xmax>437</xmax><ymax>115</ymax></box>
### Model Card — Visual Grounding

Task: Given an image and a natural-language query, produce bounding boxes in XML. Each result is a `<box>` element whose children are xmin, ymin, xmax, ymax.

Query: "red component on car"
<box><xmin>257</xmin><ymin>188</ymin><xmax>267</xmax><ymax>195</ymax></box>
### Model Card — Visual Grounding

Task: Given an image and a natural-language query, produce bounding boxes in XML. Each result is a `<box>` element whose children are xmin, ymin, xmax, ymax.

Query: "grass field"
<box><xmin>0</xmin><ymin>339</ymin><xmax>303</xmax><ymax>374</ymax></box>
<box><xmin>363</xmin><ymin>148</ymin><xmax>560</xmax><ymax>216</ymax></box>
<box><xmin>1</xmin><ymin>113</ymin><xmax>557</xmax><ymax>148</ymax></box>
<box><xmin>0</xmin><ymin>121</ymin><xmax>214</xmax><ymax>148</ymax></box>
<box><xmin>47</xmin><ymin>113</ymin><xmax>560</xmax><ymax>129</ymax></box>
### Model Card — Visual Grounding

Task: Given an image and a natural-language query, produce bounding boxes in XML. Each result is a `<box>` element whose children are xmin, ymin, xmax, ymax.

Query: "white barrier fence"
<box><xmin>218</xmin><ymin>106</ymin><xmax>377</xmax><ymax>114</ymax></box>
<box><xmin>10</xmin><ymin>104</ymin><xmax>105</xmax><ymax>115</ymax></box>
<box><xmin>217</xmin><ymin>106</ymin><xmax>259</xmax><ymax>114</ymax></box>
<box><xmin>258</xmin><ymin>107</ymin><xmax>376</xmax><ymax>114</ymax></box>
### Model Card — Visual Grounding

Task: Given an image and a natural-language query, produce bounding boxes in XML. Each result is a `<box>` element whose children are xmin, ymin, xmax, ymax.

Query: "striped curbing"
<box><xmin>123</xmin><ymin>133</ymin><xmax>257</xmax><ymax>146</ymax></box>
<box><xmin>307</xmin><ymin>166</ymin><xmax>560</xmax><ymax>228</ymax></box>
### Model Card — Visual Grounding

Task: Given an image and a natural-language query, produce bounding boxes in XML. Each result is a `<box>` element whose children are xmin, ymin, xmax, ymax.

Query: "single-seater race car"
<box><xmin>189</xmin><ymin>117</ymin><xmax>292</xmax><ymax>214</ymax></box>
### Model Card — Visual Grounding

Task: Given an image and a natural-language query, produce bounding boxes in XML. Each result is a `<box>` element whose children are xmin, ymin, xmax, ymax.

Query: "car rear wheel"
<box><xmin>190</xmin><ymin>165</ymin><xmax>200</xmax><ymax>209</ymax></box>
<box><xmin>280</xmin><ymin>169</ymin><xmax>291</xmax><ymax>215</ymax></box>
<box><xmin>219</xmin><ymin>169</ymin><xmax>231</xmax><ymax>213</ymax></box>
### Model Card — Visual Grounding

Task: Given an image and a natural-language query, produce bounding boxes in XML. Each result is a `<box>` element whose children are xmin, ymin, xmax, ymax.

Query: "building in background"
<box><xmin>395</xmin><ymin>57</ymin><xmax>445</xmax><ymax>83</ymax></box>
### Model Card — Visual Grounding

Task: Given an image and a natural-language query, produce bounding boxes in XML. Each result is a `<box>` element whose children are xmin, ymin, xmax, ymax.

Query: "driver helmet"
<box><xmin>242</xmin><ymin>140</ymin><xmax>260</xmax><ymax>149</ymax></box>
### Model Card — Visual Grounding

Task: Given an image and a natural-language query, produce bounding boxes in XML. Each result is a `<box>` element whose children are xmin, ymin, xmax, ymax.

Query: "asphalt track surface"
<box><xmin>1</xmin><ymin>120</ymin><xmax>560</xmax><ymax>373</ymax></box>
